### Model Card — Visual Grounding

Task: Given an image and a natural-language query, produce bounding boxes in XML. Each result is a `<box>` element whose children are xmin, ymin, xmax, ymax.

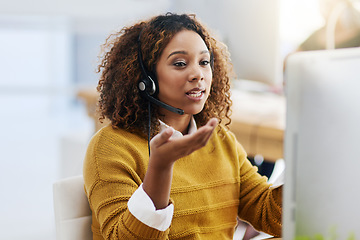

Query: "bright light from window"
<box><xmin>280</xmin><ymin>0</ymin><xmax>324</xmax><ymax>56</ymax></box>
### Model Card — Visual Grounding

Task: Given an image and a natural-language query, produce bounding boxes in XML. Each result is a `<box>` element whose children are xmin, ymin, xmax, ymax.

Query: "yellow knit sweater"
<box><xmin>83</xmin><ymin>124</ymin><xmax>282</xmax><ymax>240</ymax></box>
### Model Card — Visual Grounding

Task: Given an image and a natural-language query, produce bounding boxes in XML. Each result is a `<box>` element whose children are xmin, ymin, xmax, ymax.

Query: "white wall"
<box><xmin>0</xmin><ymin>0</ymin><xmax>171</xmax><ymax>86</ymax></box>
<box><xmin>0</xmin><ymin>2</ymin><xmax>170</xmax><ymax>240</ymax></box>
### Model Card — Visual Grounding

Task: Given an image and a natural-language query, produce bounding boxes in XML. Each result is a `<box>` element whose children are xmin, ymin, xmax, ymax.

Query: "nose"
<box><xmin>188</xmin><ymin>64</ymin><xmax>204</xmax><ymax>82</ymax></box>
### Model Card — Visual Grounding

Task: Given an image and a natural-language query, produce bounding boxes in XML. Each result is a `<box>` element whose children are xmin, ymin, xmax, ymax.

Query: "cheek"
<box><xmin>159</xmin><ymin>77</ymin><xmax>184</xmax><ymax>91</ymax></box>
<box><xmin>157</xmin><ymin>78</ymin><xmax>184</xmax><ymax>100</ymax></box>
<box><xmin>156</xmin><ymin>71</ymin><xmax>173</xmax><ymax>91</ymax></box>
<box><xmin>159</xmin><ymin>71</ymin><xmax>186</xmax><ymax>88</ymax></box>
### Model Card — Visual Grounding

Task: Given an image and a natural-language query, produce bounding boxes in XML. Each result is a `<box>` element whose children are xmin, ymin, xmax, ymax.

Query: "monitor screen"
<box><xmin>283</xmin><ymin>47</ymin><xmax>360</xmax><ymax>240</ymax></box>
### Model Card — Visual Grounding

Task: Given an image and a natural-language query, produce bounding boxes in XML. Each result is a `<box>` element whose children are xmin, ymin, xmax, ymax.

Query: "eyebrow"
<box><xmin>167</xmin><ymin>50</ymin><xmax>210</xmax><ymax>59</ymax></box>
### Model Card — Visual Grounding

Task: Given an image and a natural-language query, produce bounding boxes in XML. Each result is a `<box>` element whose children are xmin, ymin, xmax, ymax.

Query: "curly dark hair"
<box><xmin>97</xmin><ymin>13</ymin><xmax>234</xmax><ymax>136</ymax></box>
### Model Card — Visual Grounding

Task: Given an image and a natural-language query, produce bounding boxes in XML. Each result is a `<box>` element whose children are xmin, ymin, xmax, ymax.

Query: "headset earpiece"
<box><xmin>138</xmin><ymin>76</ymin><xmax>156</xmax><ymax>95</ymax></box>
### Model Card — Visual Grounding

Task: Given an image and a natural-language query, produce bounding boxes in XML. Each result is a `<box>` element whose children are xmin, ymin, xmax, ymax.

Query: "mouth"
<box><xmin>186</xmin><ymin>88</ymin><xmax>206</xmax><ymax>100</ymax></box>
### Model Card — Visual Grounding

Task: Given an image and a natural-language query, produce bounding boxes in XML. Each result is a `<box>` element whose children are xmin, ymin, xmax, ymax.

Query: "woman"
<box><xmin>83</xmin><ymin>13</ymin><xmax>282</xmax><ymax>239</ymax></box>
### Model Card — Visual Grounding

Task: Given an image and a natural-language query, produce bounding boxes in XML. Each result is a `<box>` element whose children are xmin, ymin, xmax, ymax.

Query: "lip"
<box><xmin>185</xmin><ymin>88</ymin><xmax>206</xmax><ymax>101</ymax></box>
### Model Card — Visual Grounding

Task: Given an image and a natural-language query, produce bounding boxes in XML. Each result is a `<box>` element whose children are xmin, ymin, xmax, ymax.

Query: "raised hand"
<box><xmin>142</xmin><ymin>118</ymin><xmax>218</xmax><ymax>209</ymax></box>
<box><xmin>149</xmin><ymin>118</ymin><xmax>218</xmax><ymax>169</ymax></box>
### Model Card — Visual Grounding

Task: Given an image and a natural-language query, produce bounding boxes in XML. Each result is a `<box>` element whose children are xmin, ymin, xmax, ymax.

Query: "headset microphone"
<box><xmin>139</xmin><ymin>88</ymin><xmax>184</xmax><ymax>115</ymax></box>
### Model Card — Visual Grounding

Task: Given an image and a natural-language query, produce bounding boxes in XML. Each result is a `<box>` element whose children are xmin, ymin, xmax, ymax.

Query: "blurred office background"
<box><xmin>0</xmin><ymin>0</ymin><xmax>336</xmax><ymax>239</ymax></box>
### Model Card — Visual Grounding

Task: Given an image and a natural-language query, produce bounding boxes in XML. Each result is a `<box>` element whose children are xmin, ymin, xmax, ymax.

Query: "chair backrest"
<box><xmin>53</xmin><ymin>175</ymin><xmax>93</xmax><ymax>240</ymax></box>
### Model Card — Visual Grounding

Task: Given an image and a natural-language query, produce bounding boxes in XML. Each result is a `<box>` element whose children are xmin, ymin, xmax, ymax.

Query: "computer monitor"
<box><xmin>283</xmin><ymin>47</ymin><xmax>360</xmax><ymax>240</ymax></box>
<box><xmin>170</xmin><ymin>0</ymin><xmax>282</xmax><ymax>87</ymax></box>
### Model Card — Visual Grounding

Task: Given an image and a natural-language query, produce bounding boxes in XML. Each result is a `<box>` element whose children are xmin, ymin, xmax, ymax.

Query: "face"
<box><xmin>155</xmin><ymin>30</ymin><xmax>213</xmax><ymax>116</ymax></box>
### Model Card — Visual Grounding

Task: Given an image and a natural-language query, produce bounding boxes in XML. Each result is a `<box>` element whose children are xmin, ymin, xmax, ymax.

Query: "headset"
<box><xmin>137</xmin><ymin>31</ymin><xmax>184</xmax><ymax>155</ymax></box>
<box><xmin>137</xmin><ymin>35</ymin><xmax>184</xmax><ymax>115</ymax></box>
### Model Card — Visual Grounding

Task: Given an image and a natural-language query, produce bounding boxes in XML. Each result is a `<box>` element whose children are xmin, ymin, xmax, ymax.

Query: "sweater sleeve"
<box><xmin>83</xmin><ymin>127</ymin><xmax>171</xmax><ymax>239</ymax></box>
<box><xmin>236</xmin><ymin>142</ymin><xmax>282</xmax><ymax>237</ymax></box>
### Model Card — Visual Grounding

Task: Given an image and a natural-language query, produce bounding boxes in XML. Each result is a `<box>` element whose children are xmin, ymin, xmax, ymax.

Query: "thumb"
<box><xmin>207</xmin><ymin>118</ymin><xmax>218</xmax><ymax>128</ymax></box>
<box><xmin>150</xmin><ymin>127</ymin><xmax>174</xmax><ymax>148</ymax></box>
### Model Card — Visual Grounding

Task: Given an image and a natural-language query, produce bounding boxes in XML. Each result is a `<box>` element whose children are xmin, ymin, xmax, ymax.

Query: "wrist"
<box><xmin>148</xmin><ymin>155</ymin><xmax>175</xmax><ymax>171</ymax></box>
<box><xmin>143</xmin><ymin>161</ymin><xmax>174</xmax><ymax>210</ymax></box>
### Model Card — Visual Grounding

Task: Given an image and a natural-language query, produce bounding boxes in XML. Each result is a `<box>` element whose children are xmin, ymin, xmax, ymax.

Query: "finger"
<box><xmin>188</xmin><ymin>118</ymin><xmax>218</xmax><ymax>137</ymax></box>
<box><xmin>181</xmin><ymin>118</ymin><xmax>218</xmax><ymax>148</ymax></box>
<box><xmin>198</xmin><ymin>118</ymin><xmax>218</xmax><ymax>140</ymax></box>
<box><xmin>207</xmin><ymin>118</ymin><xmax>219</xmax><ymax>128</ymax></box>
<box><xmin>150</xmin><ymin>127</ymin><xmax>174</xmax><ymax>148</ymax></box>
<box><xmin>195</xmin><ymin>118</ymin><xmax>218</xmax><ymax>139</ymax></box>
<box><xmin>197</xmin><ymin>126</ymin><xmax>215</xmax><ymax>146</ymax></box>
<box><xmin>200</xmin><ymin>118</ymin><xmax>218</xmax><ymax>142</ymax></box>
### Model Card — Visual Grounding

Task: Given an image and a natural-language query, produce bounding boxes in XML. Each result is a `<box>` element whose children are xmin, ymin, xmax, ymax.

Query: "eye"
<box><xmin>173</xmin><ymin>61</ymin><xmax>186</xmax><ymax>67</ymax></box>
<box><xmin>200</xmin><ymin>60</ymin><xmax>210</xmax><ymax>66</ymax></box>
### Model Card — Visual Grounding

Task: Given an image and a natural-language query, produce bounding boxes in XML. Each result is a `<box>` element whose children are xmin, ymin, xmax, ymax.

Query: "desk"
<box><xmin>229</xmin><ymin>89</ymin><xmax>285</xmax><ymax>162</ymax></box>
<box><xmin>77</xmin><ymin>88</ymin><xmax>286</xmax><ymax>163</ymax></box>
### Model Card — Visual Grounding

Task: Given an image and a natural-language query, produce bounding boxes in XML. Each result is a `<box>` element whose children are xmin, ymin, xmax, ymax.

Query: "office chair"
<box><xmin>53</xmin><ymin>175</ymin><xmax>92</xmax><ymax>240</ymax></box>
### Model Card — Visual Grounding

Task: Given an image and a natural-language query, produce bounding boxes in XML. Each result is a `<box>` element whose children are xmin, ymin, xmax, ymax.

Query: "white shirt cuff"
<box><xmin>268</xmin><ymin>159</ymin><xmax>285</xmax><ymax>189</ymax></box>
<box><xmin>127</xmin><ymin>184</ymin><xmax>174</xmax><ymax>231</ymax></box>
<box><xmin>269</xmin><ymin>169</ymin><xmax>284</xmax><ymax>189</ymax></box>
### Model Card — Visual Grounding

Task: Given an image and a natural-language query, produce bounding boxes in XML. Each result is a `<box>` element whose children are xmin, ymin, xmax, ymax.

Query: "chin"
<box><xmin>184</xmin><ymin>106</ymin><xmax>205</xmax><ymax>115</ymax></box>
